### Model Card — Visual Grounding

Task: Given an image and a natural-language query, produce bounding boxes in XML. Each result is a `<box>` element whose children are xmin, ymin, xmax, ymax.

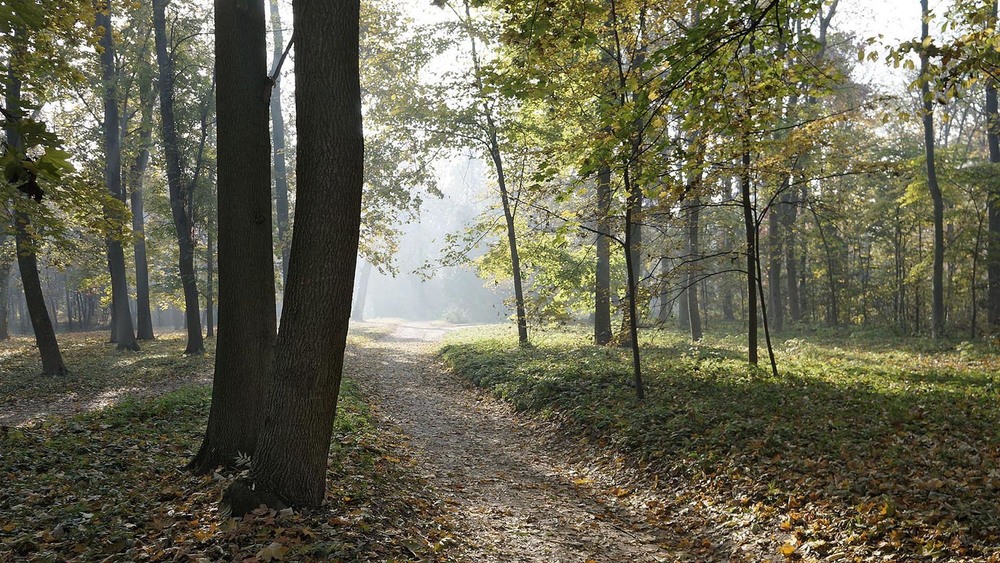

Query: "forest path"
<box><xmin>354</xmin><ymin>321</ymin><xmax>683</xmax><ymax>563</ymax></box>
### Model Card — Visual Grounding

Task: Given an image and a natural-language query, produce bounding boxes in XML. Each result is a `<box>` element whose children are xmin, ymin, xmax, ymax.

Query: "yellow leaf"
<box><xmin>779</xmin><ymin>543</ymin><xmax>797</xmax><ymax>557</ymax></box>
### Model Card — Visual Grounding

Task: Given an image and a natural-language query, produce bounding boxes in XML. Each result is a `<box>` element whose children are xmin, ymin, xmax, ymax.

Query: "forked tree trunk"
<box><xmin>153</xmin><ymin>0</ymin><xmax>204</xmax><ymax>355</ymax></box>
<box><xmin>249</xmin><ymin>0</ymin><xmax>364</xmax><ymax>508</ymax></box>
<box><xmin>189</xmin><ymin>0</ymin><xmax>276</xmax><ymax>474</ymax></box>
<box><xmin>97</xmin><ymin>2</ymin><xmax>140</xmax><ymax>351</ymax></box>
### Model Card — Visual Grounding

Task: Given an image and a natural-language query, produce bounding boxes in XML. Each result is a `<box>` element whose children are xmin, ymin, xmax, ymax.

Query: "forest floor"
<box><xmin>357</xmin><ymin>320</ymin><xmax>682</xmax><ymax>562</ymax></box>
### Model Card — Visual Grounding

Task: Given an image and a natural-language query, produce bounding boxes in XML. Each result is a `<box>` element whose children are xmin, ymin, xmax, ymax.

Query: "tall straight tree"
<box><xmin>153</xmin><ymin>0</ymin><xmax>204</xmax><ymax>354</ymax></box>
<box><xmin>248</xmin><ymin>0</ymin><xmax>364</xmax><ymax>507</ymax></box>
<box><xmin>96</xmin><ymin>0</ymin><xmax>140</xmax><ymax>351</ymax></box>
<box><xmin>5</xmin><ymin>67</ymin><xmax>67</xmax><ymax>375</ymax></box>
<box><xmin>919</xmin><ymin>0</ymin><xmax>945</xmax><ymax>339</ymax></box>
<box><xmin>594</xmin><ymin>166</ymin><xmax>612</xmax><ymax>345</ymax></box>
<box><xmin>269</xmin><ymin>0</ymin><xmax>291</xmax><ymax>283</ymax></box>
<box><xmin>189</xmin><ymin>0</ymin><xmax>276</xmax><ymax>473</ymax></box>
<box><xmin>987</xmin><ymin>0</ymin><xmax>1000</xmax><ymax>329</ymax></box>
<box><xmin>128</xmin><ymin>68</ymin><xmax>156</xmax><ymax>341</ymax></box>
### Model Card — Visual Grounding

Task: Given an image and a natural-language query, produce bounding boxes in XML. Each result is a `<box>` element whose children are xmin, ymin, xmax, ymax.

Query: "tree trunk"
<box><xmin>920</xmin><ymin>0</ymin><xmax>945</xmax><ymax>339</ymax></box>
<box><xmin>153</xmin><ymin>0</ymin><xmax>204</xmax><ymax>354</ymax></box>
<box><xmin>205</xmin><ymin>225</ymin><xmax>214</xmax><ymax>338</ymax></box>
<box><xmin>987</xmin><ymin>0</ymin><xmax>1000</xmax><ymax>330</ymax></box>
<box><xmin>351</xmin><ymin>260</ymin><xmax>372</xmax><ymax>322</ymax></box>
<box><xmin>686</xmin><ymin>196</ymin><xmax>702</xmax><ymax>341</ymax></box>
<box><xmin>767</xmin><ymin>186</ymin><xmax>784</xmax><ymax>333</ymax></box>
<box><xmin>248</xmin><ymin>0</ymin><xmax>364</xmax><ymax>508</ymax></box>
<box><xmin>129</xmin><ymin>70</ymin><xmax>156</xmax><ymax>340</ymax></box>
<box><xmin>269</xmin><ymin>0</ymin><xmax>291</xmax><ymax>285</ymax></box>
<box><xmin>622</xmin><ymin>169</ymin><xmax>644</xmax><ymax>400</ymax></box>
<box><xmin>594</xmin><ymin>166</ymin><xmax>612</xmax><ymax>345</ymax></box>
<box><xmin>0</xmin><ymin>241</ymin><xmax>9</xmax><ymax>340</ymax></box>
<box><xmin>782</xmin><ymin>189</ymin><xmax>800</xmax><ymax>323</ymax></box>
<box><xmin>741</xmin><ymin>146</ymin><xmax>758</xmax><ymax>365</ymax></box>
<box><xmin>97</xmin><ymin>3</ymin><xmax>140</xmax><ymax>351</ymax></box>
<box><xmin>189</xmin><ymin>0</ymin><xmax>276</xmax><ymax>474</ymax></box>
<box><xmin>6</xmin><ymin>64</ymin><xmax>66</xmax><ymax>374</ymax></box>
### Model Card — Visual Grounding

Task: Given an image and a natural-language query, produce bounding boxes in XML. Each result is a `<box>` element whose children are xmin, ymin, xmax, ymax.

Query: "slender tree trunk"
<box><xmin>269</xmin><ymin>0</ymin><xmax>290</xmax><ymax>284</ymax></box>
<box><xmin>130</xmin><ymin>72</ymin><xmax>155</xmax><ymax>340</ymax></box>
<box><xmin>741</xmin><ymin>146</ymin><xmax>758</xmax><ymax>365</ymax></box>
<box><xmin>189</xmin><ymin>0</ymin><xmax>276</xmax><ymax>474</ymax></box>
<box><xmin>782</xmin><ymin>190</ymin><xmax>800</xmax><ymax>323</ymax></box>
<box><xmin>595</xmin><ymin>166</ymin><xmax>612</xmax><ymax>344</ymax></box>
<box><xmin>686</xmin><ymin>196</ymin><xmax>702</xmax><ymax>341</ymax></box>
<box><xmin>987</xmin><ymin>0</ymin><xmax>1000</xmax><ymax>330</ymax></box>
<box><xmin>97</xmin><ymin>3</ymin><xmax>140</xmax><ymax>351</ymax></box>
<box><xmin>0</xmin><ymin>242</ymin><xmax>9</xmax><ymax>340</ymax></box>
<box><xmin>153</xmin><ymin>0</ymin><xmax>204</xmax><ymax>354</ymax></box>
<box><xmin>920</xmin><ymin>0</ymin><xmax>945</xmax><ymax>339</ymax></box>
<box><xmin>489</xmin><ymin>136</ymin><xmax>528</xmax><ymax>344</ymax></box>
<box><xmin>351</xmin><ymin>260</ymin><xmax>372</xmax><ymax>322</ymax></box>
<box><xmin>767</xmin><ymin>186</ymin><xmax>785</xmax><ymax>333</ymax></box>
<box><xmin>623</xmin><ymin>169</ymin><xmax>644</xmax><ymax>400</ymax></box>
<box><xmin>248</xmin><ymin>0</ymin><xmax>364</xmax><ymax>508</ymax></box>
<box><xmin>205</xmin><ymin>225</ymin><xmax>214</xmax><ymax>338</ymax></box>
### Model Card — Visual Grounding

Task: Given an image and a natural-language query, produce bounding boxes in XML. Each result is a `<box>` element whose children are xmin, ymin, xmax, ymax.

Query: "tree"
<box><xmin>269</xmin><ymin>0</ymin><xmax>291</xmax><ymax>284</ymax></box>
<box><xmin>152</xmin><ymin>0</ymin><xmax>204</xmax><ymax>354</ymax></box>
<box><xmin>246</xmin><ymin>0</ymin><xmax>364</xmax><ymax>508</ymax></box>
<box><xmin>919</xmin><ymin>0</ymin><xmax>946</xmax><ymax>339</ymax></box>
<box><xmin>96</xmin><ymin>0</ymin><xmax>140</xmax><ymax>351</ymax></box>
<box><xmin>189</xmin><ymin>0</ymin><xmax>276</xmax><ymax>474</ymax></box>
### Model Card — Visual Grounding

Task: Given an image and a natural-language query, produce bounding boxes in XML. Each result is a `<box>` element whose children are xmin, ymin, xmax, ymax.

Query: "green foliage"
<box><xmin>441</xmin><ymin>325</ymin><xmax>1000</xmax><ymax>559</ymax></box>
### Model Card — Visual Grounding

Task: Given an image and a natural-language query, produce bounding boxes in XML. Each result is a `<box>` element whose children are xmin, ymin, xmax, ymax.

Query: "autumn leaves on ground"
<box><xmin>2</xmin><ymin>322</ymin><xmax>999</xmax><ymax>562</ymax></box>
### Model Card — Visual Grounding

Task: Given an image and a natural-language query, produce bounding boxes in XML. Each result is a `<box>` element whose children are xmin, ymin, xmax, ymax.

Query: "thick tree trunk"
<box><xmin>6</xmin><ymin>66</ymin><xmax>66</xmax><ymax>374</ymax></box>
<box><xmin>248</xmin><ymin>0</ymin><xmax>364</xmax><ymax>508</ymax></box>
<box><xmin>594</xmin><ymin>166</ymin><xmax>612</xmax><ymax>345</ymax></box>
<box><xmin>97</xmin><ymin>3</ymin><xmax>140</xmax><ymax>351</ymax></box>
<box><xmin>13</xmin><ymin>214</ymin><xmax>67</xmax><ymax>375</ymax></box>
<box><xmin>153</xmin><ymin>0</ymin><xmax>204</xmax><ymax>354</ymax></box>
<box><xmin>189</xmin><ymin>0</ymin><xmax>276</xmax><ymax>474</ymax></box>
<box><xmin>920</xmin><ymin>0</ymin><xmax>945</xmax><ymax>339</ymax></box>
<box><xmin>129</xmin><ymin>72</ymin><xmax>156</xmax><ymax>340</ymax></box>
<box><xmin>269</xmin><ymin>0</ymin><xmax>291</xmax><ymax>284</ymax></box>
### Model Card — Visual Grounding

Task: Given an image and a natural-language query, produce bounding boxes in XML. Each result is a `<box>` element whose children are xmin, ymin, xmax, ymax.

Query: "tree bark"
<box><xmin>987</xmin><ymin>0</ymin><xmax>1000</xmax><ymax>330</ymax></box>
<box><xmin>920</xmin><ymin>0</ymin><xmax>945</xmax><ymax>339</ymax></box>
<box><xmin>767</xmin><ymin>187</ymin><xmax>784</xmax><ymax>333</ymax></box>
<box><xmin>6</xmin><ymin>64</ymin><xmax>66</xmax><ymax>374</ymax></box>
<box><xmin>129</xmin><ymin>68</ymin><xmax>156</xmax><ymax>340</ymax></box>
<box><xmin>0</xmin><ymin>240</ymin><xmax>9</xmax><ymax>340</ymax></box>
<box><xmin>188</xmin><ymin>0</ymin><xmax>276</xmax><ymax>474</ymax></box>
<box><xmin>249</xmin><ymin>0</ymin><xmax>364</xmax><ymax>508</ymax></box>
<box><xmin>205</xmin><ymin>225</ymin><xmax>214</xmax><ymax>338</ymax></box>
<box><xmin>97</xmin><ymin>2</ymin><xmax>140</xmax><ymax>351</ymax></box>
<box><xmin>594</xmin><ymin>166</ymin><xmax>612</xmax><ymax>344</ymax></box>
<box><xmin>686</xmin><ymin>197</ymin><xmax>702</xmax><ymax>341</ymax></box>
<box><xmin>153</xmin><ymin>0</ymin><xmax>204</xmax><ymax>355</ymax></box>
<box><xmin>741</xmin><ymin>145</ymin><xmax>758</xmax><ymax>365</ymax></box>
<box><xmin>351</xmin><ymin>260</ymin><xmax>372</xmax><ymax>322</ymax></box>
<box><xmin>269</xmin><ymin>0</ymin><xmax>291</xmax><ymax>285</ymax></box>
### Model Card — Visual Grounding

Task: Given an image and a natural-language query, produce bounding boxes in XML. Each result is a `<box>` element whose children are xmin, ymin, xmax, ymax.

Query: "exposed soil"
<box><xmin>356</xmin><ymin>321</ymin><xmax>687</xmax><ymax>562</ymax></box>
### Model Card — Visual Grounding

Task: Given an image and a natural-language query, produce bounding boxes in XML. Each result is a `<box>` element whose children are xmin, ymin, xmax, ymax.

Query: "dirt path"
<box><xmin>357</xmin><ymin>322</ymin><xmax>680</xmax><ymax>562</ymax></box>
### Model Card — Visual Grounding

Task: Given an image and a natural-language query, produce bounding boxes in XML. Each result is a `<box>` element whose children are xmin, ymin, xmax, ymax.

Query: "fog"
<box><xmin>351</xmin><ymin>157</ymin><xmax>508</xmax><ymax>324</ymax></box>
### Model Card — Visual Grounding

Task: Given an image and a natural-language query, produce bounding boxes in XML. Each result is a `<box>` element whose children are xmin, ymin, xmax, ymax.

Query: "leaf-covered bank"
<box><xmin>0</xmin><ymin>333</ymin><xmax>454</xmax><ymax>562</ymax></box>
<box><xmin>439</xmin><ymin>325</ymin><xmax>1000</xmax><ymax>561</ymax></box>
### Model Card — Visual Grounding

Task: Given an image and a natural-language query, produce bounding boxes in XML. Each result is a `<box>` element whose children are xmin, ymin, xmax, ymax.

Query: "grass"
<box><xmin>439</xmin><ymin>323</ymin><xmax>1000</xmax><ymax>561</ymax></box>
<box><xmin>0</xmin><ymin>331</ymin><xmax>454</xmax><ymax>562</ymax></box>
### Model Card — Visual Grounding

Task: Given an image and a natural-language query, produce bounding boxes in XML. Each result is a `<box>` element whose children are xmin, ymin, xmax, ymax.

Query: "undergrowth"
<box><xmin>440</xmin><ymin>324</ymin><xmax>1000</xmax><ymax>561</ymax></box>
